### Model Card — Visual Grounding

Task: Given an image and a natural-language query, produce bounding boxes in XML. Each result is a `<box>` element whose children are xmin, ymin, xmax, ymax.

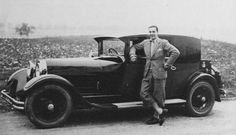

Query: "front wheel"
<box><xmin>186</xmin><ymin>81</ymin><xmax>215</xmax><ymax>117</ymax></box>
<box><xmin>25</xmin><ymin>84</ymin><xmax>73</xmax><ymax>128</ymax></box>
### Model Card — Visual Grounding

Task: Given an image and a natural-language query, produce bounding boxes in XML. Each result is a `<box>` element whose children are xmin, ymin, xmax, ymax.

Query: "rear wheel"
<box><xmin>25</xmin><ymin>84</ymin><xmax>72</xmax><ymax>128</ymax></box>
<box><xmin>186</xmin><ymin>81</ymin><xmax>215</xmax><ymax>117</ymax></box>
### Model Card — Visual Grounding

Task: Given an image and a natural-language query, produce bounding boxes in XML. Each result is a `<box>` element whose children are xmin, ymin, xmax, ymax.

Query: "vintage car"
<box><xmin>1</xmin><ymin>34</ymin><xmax>225</xmax><ymax>128</ymax></box>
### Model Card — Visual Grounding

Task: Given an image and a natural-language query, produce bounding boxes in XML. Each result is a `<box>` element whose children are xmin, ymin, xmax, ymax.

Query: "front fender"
<box><xmin>24</xmin><ymin>74</ymin><xmax>73</xmax><ymax>91</ymax></box>
<box><xmin>23</xmin><ymin>74</ymin><xmax>91</xmax><ymax>106</ymax></box>
<box><xmin>8</xmin><ymin>68</ymin><xmax>28</xmax><ymax>95</ymax></box>
<box><xmin>189</xmin><ymin>73</ymin><xmax>221</xmax><ymax>102</ymax></box>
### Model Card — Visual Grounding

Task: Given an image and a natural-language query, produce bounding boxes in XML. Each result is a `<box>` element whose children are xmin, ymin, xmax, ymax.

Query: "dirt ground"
<box><xmin>0</xmin><ymin>100</ymin><xmax>236</xmax><ymax>135</ymax></box>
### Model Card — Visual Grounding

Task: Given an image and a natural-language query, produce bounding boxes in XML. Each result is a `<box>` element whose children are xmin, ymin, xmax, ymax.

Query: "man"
<box><xmin>130</xmin><ymin>25</ymin><xmax>180</xmax><ymax>125</ymax></box>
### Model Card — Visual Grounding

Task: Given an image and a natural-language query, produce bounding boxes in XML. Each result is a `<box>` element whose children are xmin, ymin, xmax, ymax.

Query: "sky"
<box><xmin>0</xmin><ymin>0</ymin><xmax>236</xmax><ymax>43</ymax></box>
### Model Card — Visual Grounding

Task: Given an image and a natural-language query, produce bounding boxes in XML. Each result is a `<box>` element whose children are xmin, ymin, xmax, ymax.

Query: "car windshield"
<box><xmin>103</xmin><ymin>40</ymin><xmax>125</xmax><ymax>56</ymax></box>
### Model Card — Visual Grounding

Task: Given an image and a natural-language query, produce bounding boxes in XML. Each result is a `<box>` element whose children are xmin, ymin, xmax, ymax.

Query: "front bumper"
<box><xmin>1</xmin><ymin>89</ymin><xmax>24</xmax><ymax>110</ymax></box>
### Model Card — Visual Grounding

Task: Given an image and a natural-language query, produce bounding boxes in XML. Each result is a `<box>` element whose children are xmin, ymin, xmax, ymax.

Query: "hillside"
<box><xmin>201</xmin><ymin>39</ymin><xmax>236</xmax><ymax>91</ymax></box>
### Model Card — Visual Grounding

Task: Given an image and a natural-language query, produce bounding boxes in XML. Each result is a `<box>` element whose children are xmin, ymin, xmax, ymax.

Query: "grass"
<box><xmin>201</xmin><ymin>39</ymin><xmax>236</xmax><ymax>90</ymax></box>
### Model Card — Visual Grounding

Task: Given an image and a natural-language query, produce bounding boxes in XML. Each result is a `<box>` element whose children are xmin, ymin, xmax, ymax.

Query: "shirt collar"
<box><xmin>150</xmin><ymin>38</ymin><xmax>158</xmax><ymax>43</ymax></box>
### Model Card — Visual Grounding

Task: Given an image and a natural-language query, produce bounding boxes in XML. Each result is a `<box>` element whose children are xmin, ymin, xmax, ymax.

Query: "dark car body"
<box><xmin>1</xmin><ymin>34</ymin><xmax>225</xmax><ymax>128</ymax></box>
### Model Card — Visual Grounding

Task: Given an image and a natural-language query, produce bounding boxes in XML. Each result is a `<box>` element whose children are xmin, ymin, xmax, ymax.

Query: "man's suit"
<box><xmin>130</xmin><ymin>38</ymin><xmax>180</xmax><ymax>108</ymax></box>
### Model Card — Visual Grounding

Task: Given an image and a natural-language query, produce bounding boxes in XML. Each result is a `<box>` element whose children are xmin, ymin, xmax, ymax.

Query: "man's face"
<box><xmin>148</xmin><ymin>27</ymin><xmax>158</xmax><ymax>40</ymax></box>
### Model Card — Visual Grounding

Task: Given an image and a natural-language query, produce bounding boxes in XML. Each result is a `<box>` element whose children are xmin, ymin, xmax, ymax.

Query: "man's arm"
<box><xmin>163</xmin><ymin>40</ymin><xmax>180</xmax><ymax>68</ymax></box>
<box><xmin>129</xmin><ymin>41</ymin><xmax>145</xmax><ymax>61</ymax></box>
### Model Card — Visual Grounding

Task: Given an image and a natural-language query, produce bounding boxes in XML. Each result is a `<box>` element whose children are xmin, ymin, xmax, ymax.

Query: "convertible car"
<box><xmin>1</xmin><ymin>34</ymin><xmax>225</xmax><ymax>128</ymax></box>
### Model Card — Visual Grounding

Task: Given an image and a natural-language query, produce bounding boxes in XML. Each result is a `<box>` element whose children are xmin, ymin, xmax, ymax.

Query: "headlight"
<box><xmin>27</xmin><ymin>60</ymin><xmax>47</xmax><ymax>79</ymax></box>
<box><xmin>27</xmin><ymin>61</ymin><xmax>36</xmax><ymax>79</ymax></box>
<box><xmin>36</xmin><ymin>60</ymin><xmax>47</xmax><ymax>76</ymax></box>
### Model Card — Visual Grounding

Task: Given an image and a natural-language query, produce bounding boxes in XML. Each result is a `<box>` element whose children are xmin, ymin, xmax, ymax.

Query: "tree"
<box><xmin>15</xmin><ymin>23</ymin><xmax>35</xmax><ymax>37</ymax></box>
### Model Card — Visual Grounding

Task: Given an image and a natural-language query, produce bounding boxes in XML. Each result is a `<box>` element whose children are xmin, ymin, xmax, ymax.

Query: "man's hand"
<box><xmin>130</xmin><ymin>55</ymin><xmax>137</xmax><ymax>62</ymax></box>
<box><xmin>164</xmin><ymin>63</ymin><xmax>177</xmax><ymax>70</ymax></box>
<box><xmin>164</xmin><ymin>63</ymin><xmax>170</xmax><ymax>70</ymax></box>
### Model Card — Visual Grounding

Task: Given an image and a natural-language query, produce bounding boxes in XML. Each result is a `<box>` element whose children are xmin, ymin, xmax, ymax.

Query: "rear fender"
<box><xmin>23</xmin><ymin>74</ymin><xmax>90</xmax><ymax>106</ymax></box>
<box><xmin>188</xmin><ymin>73</ymin><xmax>221</xmax><ymax>102</ymax></box>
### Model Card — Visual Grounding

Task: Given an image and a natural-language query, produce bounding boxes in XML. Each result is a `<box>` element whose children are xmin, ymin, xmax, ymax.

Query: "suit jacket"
<box><xmin>130</xmin><ymin>38</ymin><xmax>180</xmax><ymax>79</ymax></box>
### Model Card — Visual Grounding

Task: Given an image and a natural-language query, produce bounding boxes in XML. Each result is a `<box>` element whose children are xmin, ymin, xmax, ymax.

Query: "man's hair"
<box><xmin>148</xmin><ymin>25</ymin><xmax>158</xmax><ymax>32</ymax></box>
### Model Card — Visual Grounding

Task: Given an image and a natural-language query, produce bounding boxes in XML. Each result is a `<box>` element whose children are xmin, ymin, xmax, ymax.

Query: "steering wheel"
<box><xmin>108</xmin><ymin>48</ymin><xmax>119</xmax><ymax>55</ymax></box>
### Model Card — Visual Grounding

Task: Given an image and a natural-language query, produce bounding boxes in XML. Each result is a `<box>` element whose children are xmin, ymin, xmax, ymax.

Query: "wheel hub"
<box><xmin>201</xmin><ymin>97</ymin><xmax>206</xmax><ymax>102</ymax></box>
<box><xmin>47</xmin><ymin>103</ymin><xmax>55</xmax><ymax>111</ymax></box>
<box><xmin>197</xmin><ymin>94</ymin><xmax>206</xmax><ymax>102</ymax></box>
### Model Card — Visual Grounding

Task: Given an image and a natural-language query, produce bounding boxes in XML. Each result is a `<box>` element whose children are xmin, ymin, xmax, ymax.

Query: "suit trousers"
<box><xmin>140</xmin><ymin>70</ymin><xmax>166</xmax><ymax>108</ymax></box>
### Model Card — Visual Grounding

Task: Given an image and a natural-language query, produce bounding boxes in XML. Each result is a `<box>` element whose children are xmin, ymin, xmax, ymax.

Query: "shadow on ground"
<box><xmin>65</xmin><ymin>104</ymin><xmax>187</xmax><ymax>127</ymax></box>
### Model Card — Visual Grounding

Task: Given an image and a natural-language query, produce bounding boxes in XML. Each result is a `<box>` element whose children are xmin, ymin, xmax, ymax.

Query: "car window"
<box><xmin>103</xmin><ymin>40</ymin><xmax>125</xmax><ymax>55</ymax></box>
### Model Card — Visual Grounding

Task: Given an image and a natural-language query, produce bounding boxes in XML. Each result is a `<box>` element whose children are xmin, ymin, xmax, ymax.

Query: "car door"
<box><xmin>119</xmin><ymin>40</ymin><xmax>146</xmax><ymax>100</ymax></box>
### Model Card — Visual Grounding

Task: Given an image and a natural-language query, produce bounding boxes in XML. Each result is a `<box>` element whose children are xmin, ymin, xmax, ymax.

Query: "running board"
<box><xmin>113</xmin><ymin>99</ymin><xmax>186</xmax><ymax>109</ymax></box>
<box><xmin>165</xmin><ymin>99</ymin><xmax>186</xmax><ymax>104</ymax></box>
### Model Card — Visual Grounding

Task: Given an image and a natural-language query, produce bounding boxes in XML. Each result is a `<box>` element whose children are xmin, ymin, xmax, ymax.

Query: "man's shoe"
<box><xmin>145</xmin><ymin>117</ymin><xmax>159</xmax><ymax>125</ymax></box>
<box><xmin>159</xmin><ymin>116</ymin><xmax>165</xmax><ymax>126</ymax></box>
<box><xmin>159</xmin><ymin>109</ymin><xmax>168</xmax><ymax>126</ymax></box>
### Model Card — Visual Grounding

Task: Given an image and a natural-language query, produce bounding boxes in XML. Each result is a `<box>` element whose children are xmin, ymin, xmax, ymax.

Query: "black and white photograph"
<box><xmin>0</xmin><ymin>0</ymin><xmax>235</xmax><ymax>134</ymax></box>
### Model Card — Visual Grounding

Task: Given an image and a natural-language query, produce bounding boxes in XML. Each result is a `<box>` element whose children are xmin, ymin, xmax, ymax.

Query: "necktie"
<box><xmin>150</xmin><ymin>41</ymin><xmax>154</xmax><ymax>57</ymax></box>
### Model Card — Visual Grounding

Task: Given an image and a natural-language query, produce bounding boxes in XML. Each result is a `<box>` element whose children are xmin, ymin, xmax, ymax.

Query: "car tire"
<box><xmin>186</xmin><ymin>81</ymin><xmax>215</xmax><ymax>117</ymax></box>
<box><xmin>25</xmin><ymin>84</ymin><xmax>72</xmax><ymax>128</ymax></box>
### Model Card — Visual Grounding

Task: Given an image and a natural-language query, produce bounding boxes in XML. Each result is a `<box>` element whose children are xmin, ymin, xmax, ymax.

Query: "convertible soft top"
<box><xmin>94</xmin><ymin>36</ymin><xmax>120</xmax><ymax>43</ymax></box>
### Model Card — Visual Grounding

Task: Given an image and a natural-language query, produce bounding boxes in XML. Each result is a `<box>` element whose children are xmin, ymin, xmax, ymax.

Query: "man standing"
<box><xmin>130</xmin><ymin>26</ymin><xmax>180</xmax><ymax>125</ymax></box>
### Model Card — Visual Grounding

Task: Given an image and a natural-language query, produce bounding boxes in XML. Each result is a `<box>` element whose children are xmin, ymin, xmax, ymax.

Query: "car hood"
<box><xmin>45</xmin><ymin>57</ymin><xmax>122</xmax><ymax>75</ymax></box>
